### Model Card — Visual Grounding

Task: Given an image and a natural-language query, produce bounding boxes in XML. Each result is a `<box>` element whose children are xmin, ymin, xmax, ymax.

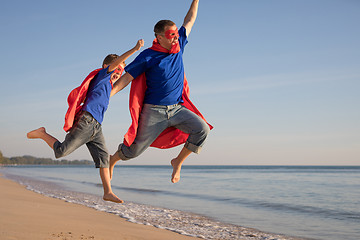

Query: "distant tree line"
<box><xmin>0</xmin><ymin>151</ymin><xmax>92</xmax><ymax>165</ymax></box>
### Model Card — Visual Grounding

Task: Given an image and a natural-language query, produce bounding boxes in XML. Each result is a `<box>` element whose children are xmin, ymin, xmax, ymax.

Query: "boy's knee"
<box><xmin>53</xmin><ymin>141</ymin><xmax>71</xmax><ymax>159</ymax></box>
<box><xmin>54</xmin><ymin>149</ymin><xmax>68</xmax><ymax>159</ymax></box>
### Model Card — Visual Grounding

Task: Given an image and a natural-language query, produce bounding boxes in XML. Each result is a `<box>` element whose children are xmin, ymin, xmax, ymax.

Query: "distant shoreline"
<box><xmin>0</xmin><ymin>154</ymin><xmax>92</xmax><ymax>165</ymax></box>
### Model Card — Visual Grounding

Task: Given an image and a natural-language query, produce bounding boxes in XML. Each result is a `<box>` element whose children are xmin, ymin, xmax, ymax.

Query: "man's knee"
<box><xmin>196</xmin><ymin>120</ymin><xmax>210</xmax><ymax>138</ymax></box>
<box><xmin>202</xmin><ymin>122</ymin><xmax>210</xmax><ymax>136</ymax></box>
<box><xmin>117</xmin><ymin>143</ymin><xmax>144</xmax><ymax>161</ymax></box>
<box><xmin>185</xmin><ymin>123</ymin><xmax>210</xmax><ymax>154</ymax></box>
<box><xmin>187</xmin><ymin>120</ymin><xmax>210</xmax><ymax>150</ymax></box>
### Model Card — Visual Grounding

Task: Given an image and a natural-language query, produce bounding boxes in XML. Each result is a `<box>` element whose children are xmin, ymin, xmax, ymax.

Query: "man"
<box><xmin>110</xmin><ymin>0</ymin><xmax>212</xmax><ymax>183</ymax></box>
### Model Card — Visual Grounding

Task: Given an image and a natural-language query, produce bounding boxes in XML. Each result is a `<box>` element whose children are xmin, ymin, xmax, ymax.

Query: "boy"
<box><xmin>27</xmin><ymin>39</ymin><xmax>144</xmax><ymax>203</ymax></box>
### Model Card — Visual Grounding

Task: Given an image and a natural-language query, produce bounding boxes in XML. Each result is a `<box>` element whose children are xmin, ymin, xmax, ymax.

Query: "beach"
<box><xmin>2</xmin><ymin>165</ymin><xmax>359</xmax><ymax>240</ymax></box>
<box><xmin>0</xmin><ymin>175</ymin><xmax>199</xmax><ymax>240</ymax></box>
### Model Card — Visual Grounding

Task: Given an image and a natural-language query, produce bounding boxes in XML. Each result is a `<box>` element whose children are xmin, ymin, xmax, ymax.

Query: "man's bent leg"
<box><xmin>110</xmin><ymin>104</ymin><xmax>169</xmax><ymax>179</ymax></box>
<box><xmin>109</xmin><ymin>153</ymin><xmax>120</xmax><ymax>180</ymax></box>
<box><xmin>169</xmin><ymin>106</ymin><xmax>210</xmax><ymax>182</ymax></box>
<box><xmin>172</xmin><ymin>106</ymin><xmax>210</xmax><ymax>153</ymax></box>
<box><xmin>171</xmin><ymin>147</ymin><xmax>192</xmax><ymax>183</ymax></box>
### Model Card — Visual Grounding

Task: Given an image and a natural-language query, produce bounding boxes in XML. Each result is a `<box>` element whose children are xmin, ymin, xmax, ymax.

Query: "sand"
<box><xmin>0</xmin><ymin>175</ymin><xmax>200</xmax><ymax>240</ymax></box>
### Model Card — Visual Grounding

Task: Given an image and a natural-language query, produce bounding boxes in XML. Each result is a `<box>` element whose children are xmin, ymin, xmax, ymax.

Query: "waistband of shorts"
<box><xmin>76</xmin><ymin>111</ymin><xmax>96</xmax><ymax>122</ymax></box>
<box><xmin>144</xmin><ymin>103</ymin><xmax>180</xmax><ymax>109</ymax></box>
<box><xmin>78</xmin><ymin>110</ymin><xmax>92</xmax><ymax>117</ymax></box>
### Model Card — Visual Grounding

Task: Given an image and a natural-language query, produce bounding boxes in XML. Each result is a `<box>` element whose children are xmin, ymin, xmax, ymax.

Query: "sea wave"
<box><xmin>19</xmin><ymin>173</ymin><xmax>360</xmax><ymax>222</ymax></box>
<box><xmin>3</xmin><ymin>173</ymin><xmax>305</xmax><ymax>240</ymax></box>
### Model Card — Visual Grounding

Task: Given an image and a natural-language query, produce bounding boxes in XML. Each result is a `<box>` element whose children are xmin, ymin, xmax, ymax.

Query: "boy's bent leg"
<box><xmin>100</xmin><ymin>167</ymin><xmax>123</xmax><ymax>203</ymax></box>
<box><xmin>53</xmin><ymin>126</ymin><xmax>89</xmax><ymax>158</ymax></box>
<box><xmin>53</xmin><ymin>112</ymin><xmax>95</xmax><ymax>158</ymax></box>
<box><xmin>27</xmin><ymin>127</ymin><xmax>58</xmax><ymax>150</ymax></box>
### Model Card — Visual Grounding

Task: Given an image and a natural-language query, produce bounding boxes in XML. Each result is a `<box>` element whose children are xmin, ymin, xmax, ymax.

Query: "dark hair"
<box><xmin>102</xmin><ymin>54</ymin><xmax>119</xmax><ymax>68</ymax></box>
<box><xmin>154</xmin><ymin>20</ymin><xmax>176</xmax><ymax>36</ymax></box>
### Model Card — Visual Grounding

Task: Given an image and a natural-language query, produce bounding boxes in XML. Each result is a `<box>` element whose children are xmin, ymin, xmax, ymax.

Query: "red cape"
<box><xmin>63</xmin><ymin>69</ymin><xmax>101</xmax><ymax>132</ymax></box>
<box><xmin>123</xmin><ymin>41</ymin><xmax>213</xmax><ymax>148</ymax></box>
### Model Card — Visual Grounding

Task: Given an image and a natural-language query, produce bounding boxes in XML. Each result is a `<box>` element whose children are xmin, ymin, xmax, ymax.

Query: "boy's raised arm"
<box><xmin>108</xmin><ymin>39</ymin><xmax>144</xmax><ymax>73</ymax></box>
<box><xmin>182</xmin><ymin>0</ymin><xmax>199</xmax><ymax>36</ymax></box>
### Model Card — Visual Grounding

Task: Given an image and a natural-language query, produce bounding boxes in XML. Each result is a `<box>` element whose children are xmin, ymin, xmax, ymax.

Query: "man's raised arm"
<box><xmin>182</xmin><ymin>0</ymin><xmax>199</xmax><ymax>36</ymax></box>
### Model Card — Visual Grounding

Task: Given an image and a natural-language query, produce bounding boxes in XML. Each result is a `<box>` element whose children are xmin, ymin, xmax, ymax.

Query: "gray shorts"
<box><xmin>53</xmin><ymin>111</ymin><xmax>109</xmax><ymax>168</ymax></box>
<box><xmin>118</xmin><ymin>104</ymin><xmax>210</xmax><ymax>160</ymax></box>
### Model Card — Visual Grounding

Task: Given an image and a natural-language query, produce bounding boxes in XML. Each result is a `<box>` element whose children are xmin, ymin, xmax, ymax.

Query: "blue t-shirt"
<box><xmin>82</xmin><ymin>67</ymin><xmax>113</xmax><ymax>124</ymax></box>
<box><xmin>125</xmin><ymin>26</ymin><xmax>188</xmax><ymax>105</ymax></box>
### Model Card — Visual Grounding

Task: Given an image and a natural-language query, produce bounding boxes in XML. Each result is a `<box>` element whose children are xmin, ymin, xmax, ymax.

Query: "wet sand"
<box><xmin>0</xmin><ymin>175</ymin><xmax>200</xmax><ymax>240</ymax></box>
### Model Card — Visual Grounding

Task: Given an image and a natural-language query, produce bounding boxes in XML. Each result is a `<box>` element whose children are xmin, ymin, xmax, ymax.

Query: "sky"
<box><xmin>0</xmin><ymin>0</ymin><xmax>359</xmax><ymax>165</ymax></box>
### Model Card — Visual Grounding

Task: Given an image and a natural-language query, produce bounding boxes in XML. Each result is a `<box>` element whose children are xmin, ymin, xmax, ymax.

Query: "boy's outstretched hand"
<box><xmin>135</xmin><ymin>39</ymin><xmax>144</xmax><ymax>51</ymax></box>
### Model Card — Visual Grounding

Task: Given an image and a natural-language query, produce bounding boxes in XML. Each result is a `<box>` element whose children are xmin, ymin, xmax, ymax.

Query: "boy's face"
<box><xmin>158</xmin><ymin>25</ymin><xmax>179</xmax><ymax>50</ymax></box>
<box><xmin>110</xmin><ymin>66</ymin><xmax>123</xmax><ymax>83</ymax></box>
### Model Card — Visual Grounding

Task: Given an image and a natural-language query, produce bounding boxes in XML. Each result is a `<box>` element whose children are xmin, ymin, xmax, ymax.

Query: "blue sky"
<box><xmin>0</xmin><ymin>0</ymin><xmax>359</xmax><ymax>165</ymax></box>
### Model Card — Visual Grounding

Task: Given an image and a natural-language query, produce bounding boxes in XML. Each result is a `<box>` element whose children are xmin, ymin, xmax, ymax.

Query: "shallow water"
<box><xmin>2</xmin><ymin>165</ymin><xmax>359</xmax><ymax>240</ymax></box>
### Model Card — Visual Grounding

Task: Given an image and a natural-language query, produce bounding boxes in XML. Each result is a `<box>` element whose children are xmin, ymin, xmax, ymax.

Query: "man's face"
<box><xmin>158</xmin><ymin>25</ymin><xmax>179</xmax><ymax>50</ymax></box>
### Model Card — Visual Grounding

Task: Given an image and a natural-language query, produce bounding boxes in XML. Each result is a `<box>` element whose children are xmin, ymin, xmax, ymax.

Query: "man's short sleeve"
<box><xmin>179</xmin><ymin>26</ymin><xmax>188</xmax><ymax>51</ymax></box>
<box><xmin>125</xmin><ymin>51</ymin><xmax>149</xmax><ymax>79</ymax></box>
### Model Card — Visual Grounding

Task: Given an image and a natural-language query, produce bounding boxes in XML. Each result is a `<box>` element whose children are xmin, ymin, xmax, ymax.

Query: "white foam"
<box><xmin>5</xmin><ymin>174</ymin><xmax>303</xmax><ymax>240</ymax></box>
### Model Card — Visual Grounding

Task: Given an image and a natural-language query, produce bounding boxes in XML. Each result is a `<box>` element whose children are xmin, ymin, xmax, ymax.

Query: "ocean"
<box><xmin>1</xmin><ymin>165</ymin><xmax>359</xmax><ymax>240</ymax></box>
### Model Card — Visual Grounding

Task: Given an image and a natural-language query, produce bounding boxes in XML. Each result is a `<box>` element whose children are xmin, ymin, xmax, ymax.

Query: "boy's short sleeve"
<box><xmin>97</xmin><ymin>67</ymin><xmax>111</xmax><ymax>79</ymax></box>
<box><xmin>125</xmin><ymin>51</ymin><xmax>148</xmax><ymax>79</ymax></box>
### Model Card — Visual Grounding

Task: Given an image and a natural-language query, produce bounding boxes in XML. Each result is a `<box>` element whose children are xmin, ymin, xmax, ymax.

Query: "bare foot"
<box><xmin>171</xmin><ymin>158</ymin><xmax>182</xmax><ymax>183</ymax></box>
<box><xmin>109</xmin><ymin>153</ymin><xmax>120</xmax><ymax>180</ymax></box>
<box><xmin>27</xmin><ymin>127</ymin><xmax>46</xmax><ymax>139</ymax></box>
<box><xmin>103</xmin><ymin>192</ymin><xmax>124</xmax><ymax>203</ymax></box>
